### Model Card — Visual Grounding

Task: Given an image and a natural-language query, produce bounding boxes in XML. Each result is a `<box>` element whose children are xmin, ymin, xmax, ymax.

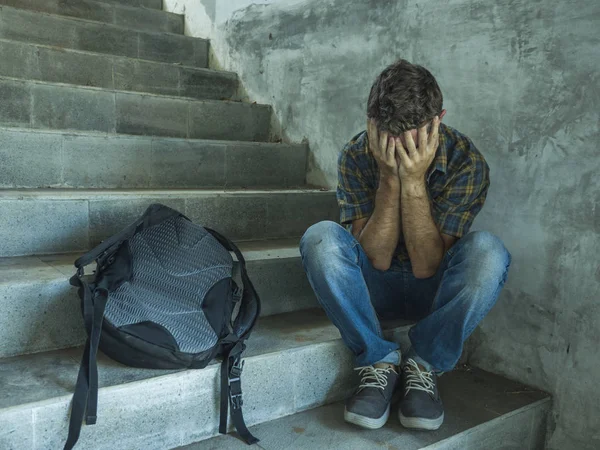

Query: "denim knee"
<box><xmin>456</xmin><ymin>231</ymin><xmax>511</xmax><ymax>285</ymax></box>
<box><xmin>299</xmin><ymin>221</ymin><xmax>354</xmax><ymax>264</ymax></box>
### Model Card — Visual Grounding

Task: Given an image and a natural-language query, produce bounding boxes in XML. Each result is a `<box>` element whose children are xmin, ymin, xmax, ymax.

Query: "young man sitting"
<box><xmin>300</xmin><ymin>59</ymin><xmax>511</xmax><ymax>431</ymax></box>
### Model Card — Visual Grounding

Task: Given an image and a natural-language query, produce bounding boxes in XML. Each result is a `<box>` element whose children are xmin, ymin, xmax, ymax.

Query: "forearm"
<box><xmin>358</xmin><ymin>176</ymin><xmax>402</xmax><ymax>270</ymax></box>
<box><xmin>401</xmin><ymin>180</ymin><xmax>445</xmax><ymax>278</ymax></box>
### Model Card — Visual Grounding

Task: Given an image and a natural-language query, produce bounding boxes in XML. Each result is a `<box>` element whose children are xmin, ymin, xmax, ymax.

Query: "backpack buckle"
<box><xmin>231</xmin><ymin>393</ymin><xmax>244</xmax><ymax>410</ymax></box>
<box><xmin>230</xmin><ymin>358</ymin><xmax>244</xmax><ymax>378</ymax></box>
<box><xmin>232</xmin><ymin>285</ymin><xmax>243</xmax><ymax>303</ymax></box>
<box><xmin>229</xmin><ymin>357</ymin><xmax>244</xmax><ymax>410</ymax></box>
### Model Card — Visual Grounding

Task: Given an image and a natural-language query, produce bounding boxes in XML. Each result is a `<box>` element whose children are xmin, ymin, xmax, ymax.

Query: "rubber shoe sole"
<box><xmin>344</xmin><ymin>404</ymin><xmax>390</xmax><ymax>429</ymax></box>
<box><xmin>399</xmin><ymin>411</ymin><xmax>444</xmax><ymax>430</ymax></box>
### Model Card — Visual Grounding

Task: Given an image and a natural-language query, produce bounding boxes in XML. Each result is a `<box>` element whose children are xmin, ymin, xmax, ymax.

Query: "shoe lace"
<box><xmin>354</xmin><ymin>366</ymin><xmax>396</xmax><ymax>392</ymax></box>
<box><xmin>404</xmin><ymin>359</ymin><xmax>435</xmax><ymax>396</ymax></box>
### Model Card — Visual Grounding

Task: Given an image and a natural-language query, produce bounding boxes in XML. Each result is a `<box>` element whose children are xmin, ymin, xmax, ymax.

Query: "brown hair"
<box><xmin>367</xmin><ymin>59</ymin><xmax>443</xmax><ymax>135</ymax></box>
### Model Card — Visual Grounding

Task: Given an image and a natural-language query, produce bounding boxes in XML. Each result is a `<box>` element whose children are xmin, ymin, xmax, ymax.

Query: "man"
<box><xmin>299</xmin><ymin>59</ymin><xmax>511</xmax><ymax>431</ymax></box>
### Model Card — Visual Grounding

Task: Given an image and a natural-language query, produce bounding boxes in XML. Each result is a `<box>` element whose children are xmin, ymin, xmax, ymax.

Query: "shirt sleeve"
<box><xmin>432</xmin><ymin>157</ymin><xmax>490</xmax><ymax>238</ymax></box>
<box><xmin>336</xmin><ymin>144</ymin><xmax>375</xmax><ymax>226</ymax></box>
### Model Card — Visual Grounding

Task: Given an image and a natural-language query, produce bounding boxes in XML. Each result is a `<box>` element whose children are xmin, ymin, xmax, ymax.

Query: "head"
<box><xmin>367</xmin><ymin>59</ymin><xmax>447</xmax><ymax>147</ymax></box>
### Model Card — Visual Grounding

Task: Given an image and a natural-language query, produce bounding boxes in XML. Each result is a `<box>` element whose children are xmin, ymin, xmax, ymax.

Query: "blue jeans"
<box><xmin>299</xmin><ymin>221</ymin><xmax>511</xmax><ymax>372</ymax></box>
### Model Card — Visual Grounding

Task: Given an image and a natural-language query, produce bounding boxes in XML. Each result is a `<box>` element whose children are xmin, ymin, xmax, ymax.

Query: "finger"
<box><xmin>386</xmin><ymin>135</ymin><xmax>395</xmax><ymax>162</ymax></box>
<box><xmin>404</xmin><ymin>131</ymin><xmax>417</xmax><ymax>158</ymax></box>
<box><xmin>424</xmin><ymin>117</ymin><xmax>440</xmax><ymax>160</ymax></box>
<box><xmin>394</xmin><ymin>135</ymin><xmax>406</xmax><ymax>155</ymax></box>
<box><xmin>395</xmin><ymin>137</ymin><xmax>410</xmax><ymax>166</ymax></box>
<box><xmin>431</xmin><ymin>116</ymin><xmax>440</xmax><ymax>151</ymax></box>
<box><xmin>379</xmin><ymin>130</ymin><xmax>389</xmax><ymax>156</ymax></box>
<box><xmin>428</xmin><ymin>116</ymin><xmax>440</xmax><ymax>149</ymax></box>
<box><xmin>367</xmin><ymin>119</ymin><xmax>376</xmax><ymax>139</ymax></box>
<box><xmin>418</xmin><ymin>123</ymin><xmax>428</xmax><ymax>154</ymax></box>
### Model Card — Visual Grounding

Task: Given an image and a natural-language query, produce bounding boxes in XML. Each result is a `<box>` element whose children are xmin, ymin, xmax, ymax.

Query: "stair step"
<box><xmin>0</xmin><ymin>309</ymin><xmax>413</xmax><ymax>449</ymax></box>
<box><xmin>94</xmin><ymin>0</ymin><xmax>162</xmax><ymax>10</ymax></box>
<box><xmin>194</xmin><ymin>371</ymin><xmax>550</xmax><ymax>450</ymax></box>
<box><xmin>0</xmin><ymin>239</ymin><xmax>318</xmax><ymax>358</ymax></box>
<box><xmin>0</xmin><ymin>189</ymin><xmax>337</xmax><ymax>257</ymax></box>
<box><xmin>0</xmin><ymin>77</ymin><xmax>270</xmax><ymax>140</ymax></box>
<box><xmin>0</xmin><ymin>0</ymin><xmax>183</xmax><ymax>34</ymax></box>
<box><xmin>0</xmin><ymin>39</ymin><xmax>238</xmax><ymax>100</ymax></box>
<box><xmin>0</xmin><ymin>5</ymin><xmax>207</xmax><ymax>66</ymax></box>
<box><xmin>0</xmin><ymin>128</ymin><xmax>306</xmax><ymax>189</ymax></box>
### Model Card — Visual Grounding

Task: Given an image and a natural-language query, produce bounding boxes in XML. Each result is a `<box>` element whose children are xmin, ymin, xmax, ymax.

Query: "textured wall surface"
<box><xmin>166</xmin><ymin>0</ymin><xmax>599</xmax><ymax>448</ymax></box>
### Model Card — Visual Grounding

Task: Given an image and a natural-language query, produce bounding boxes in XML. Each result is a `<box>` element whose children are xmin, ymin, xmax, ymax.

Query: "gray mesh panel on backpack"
<box><xmin>105</xmin><ymin>216</ymin><xmax>233</xmax><ymax>353</ymax></box>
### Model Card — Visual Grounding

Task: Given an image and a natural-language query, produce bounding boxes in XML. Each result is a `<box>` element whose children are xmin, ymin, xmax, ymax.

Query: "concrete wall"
<box><xmin>165</xmin><ymin>0</ymin><xmax>600</xmax><ymax>448</ymax></box>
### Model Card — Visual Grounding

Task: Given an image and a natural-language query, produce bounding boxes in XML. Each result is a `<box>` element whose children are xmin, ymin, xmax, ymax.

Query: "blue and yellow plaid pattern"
<box><xmin>337</xmin><ymin>123</ymin><xmax>490</xmax><ymax>265</ymax></box>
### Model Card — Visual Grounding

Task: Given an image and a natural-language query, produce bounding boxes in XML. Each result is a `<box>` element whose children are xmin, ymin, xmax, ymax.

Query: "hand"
<box><xmin>367</xmin><ymin>119</ymin><xmax>401</xmax><ymax>180</ymax></box>
<box><xmin>395</xmin><ymin>116</ymin><xmax>440</xmax><ymax>184</ymax></box>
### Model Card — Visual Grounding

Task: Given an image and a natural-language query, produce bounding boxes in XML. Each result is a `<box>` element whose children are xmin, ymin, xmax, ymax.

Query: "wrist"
<box><xmin>401</xmin><ymin>178</ymin><xmax>427</xmax><ymax>197</ymax></box>
<box><xmin>378</xmin><ymin>173</ymin><xmax>401</xmax><ymax>190</ymax></box>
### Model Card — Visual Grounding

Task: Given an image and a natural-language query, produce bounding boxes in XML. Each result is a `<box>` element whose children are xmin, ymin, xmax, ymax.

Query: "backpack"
<box><xmin>64</xmin><ymin>203</ymin><xmax>261</xmax><ymax>449</ymax></box>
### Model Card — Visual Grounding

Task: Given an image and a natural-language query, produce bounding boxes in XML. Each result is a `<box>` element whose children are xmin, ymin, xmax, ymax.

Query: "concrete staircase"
<box><xmin>0</xmin><ymin>1</ymin><xmax>550</xmax><ymax>449</ymax></box>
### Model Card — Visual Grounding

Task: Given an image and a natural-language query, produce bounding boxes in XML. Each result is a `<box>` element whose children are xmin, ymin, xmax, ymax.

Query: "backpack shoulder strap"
<box><xmin>218</xmin><ymin>341</ymin><xmax>259</xmax><ymax>445</ymax></box>
<box><xmin>64</xmin><ymin>275</ymin><xmax>108</xmax><ymax>450</ymax></box>
<box><xmin>205</xmin><ymin>228</ymin><xmax>261</xmax><ymax>445</ymax></box>
<box><xmin>204</xmin><ymin>228</ymin><xmax>261</xmax><ymax>339</ymax></box>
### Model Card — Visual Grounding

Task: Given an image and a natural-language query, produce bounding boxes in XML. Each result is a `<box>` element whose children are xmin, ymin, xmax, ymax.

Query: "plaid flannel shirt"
<box><xmin>337</xmin><ymin>123</ymin><xmax>490</xmax><ymax>266</ymax></box>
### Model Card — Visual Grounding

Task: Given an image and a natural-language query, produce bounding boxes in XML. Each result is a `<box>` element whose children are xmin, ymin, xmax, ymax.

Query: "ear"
<box><xmin>439</xmin><ymin>109</ymin><xmax>447</xmax><ymax>121</ymax></box>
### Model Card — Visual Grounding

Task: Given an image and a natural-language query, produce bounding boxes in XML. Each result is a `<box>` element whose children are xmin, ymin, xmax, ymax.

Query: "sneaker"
<box><xmin>344</xmin><ymin>365</ymin><xmax>399</xmax><ymax>429</ymax></box>
<box><xmin>398</xmin><ymin>359</ymin><xmax>444</xmax><ymax>430</ymax></box>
